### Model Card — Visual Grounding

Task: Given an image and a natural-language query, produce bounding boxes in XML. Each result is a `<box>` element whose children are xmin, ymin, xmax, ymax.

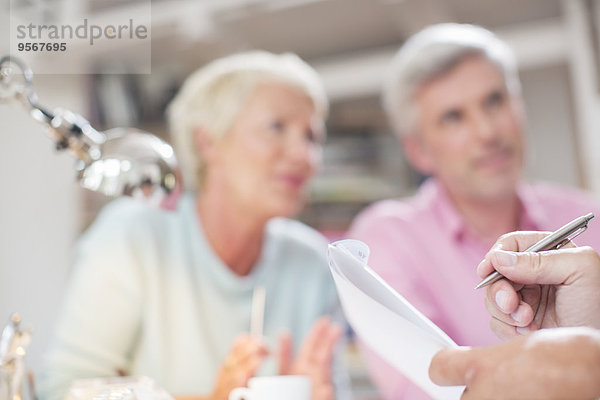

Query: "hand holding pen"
<box><xmin>476</xmin><ymin>213</ymin><xmax>594</xmax><ymax>289</ymax></box>
<box><xmin>475</xmin><ymin>215</ymin><xmax>600</xmax><ymax>340</ymax></box>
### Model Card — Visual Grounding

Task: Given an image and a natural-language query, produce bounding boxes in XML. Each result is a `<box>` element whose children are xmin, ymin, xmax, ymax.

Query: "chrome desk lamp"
<box><xmin>0</xmin><ymin>55</ymin><xmax>182</xmax><ymax>400</ymax></box>
<box><xmin>0</xmin><ymin>55</ymin><xmax>180</xmax><ymax>206</ymax></box>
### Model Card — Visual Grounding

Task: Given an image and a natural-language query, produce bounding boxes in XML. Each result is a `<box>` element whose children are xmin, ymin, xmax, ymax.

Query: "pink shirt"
<box><xmin>347</xmin><ymin>178</ymin><xmax>600</xmax><ymax>399</ymax></box>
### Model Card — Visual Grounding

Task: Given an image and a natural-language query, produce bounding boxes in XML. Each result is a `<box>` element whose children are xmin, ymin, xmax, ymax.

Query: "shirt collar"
<box><xmin>516</xmin><ymin>182</ymin><xmax>545</xmax><ymax>231</ymax></box>
<box><xmin>180</xmin><ymin>191</ymin><xmax>270</xmax><ymax>295</ymax></box>
<box><xmin>422</xmin><ymin>178</ymin><xmax>467</xmax><ymax>241</ymax></box>
<box><xmin>424</xmin><ymin>178</ymin><xmax>544</xmax><ymax>242</ymax></box>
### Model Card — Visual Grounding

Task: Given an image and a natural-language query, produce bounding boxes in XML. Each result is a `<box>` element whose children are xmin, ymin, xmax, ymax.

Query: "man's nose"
<box><xmin>470</xmin><ymin>111</ymin><xmax>498</xmax><ymax>141</ymax></box>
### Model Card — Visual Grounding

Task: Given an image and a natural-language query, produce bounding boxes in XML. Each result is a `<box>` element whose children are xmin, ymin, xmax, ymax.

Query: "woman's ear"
<box><xmin>402</xmin><ymin>133</ymin><xmax>435</xmax><ymax>175</ymax></box>
<box><xmin>194</xmin><ymin>127</ymin><xmax>218</xmax><ymax>164</ymax></box>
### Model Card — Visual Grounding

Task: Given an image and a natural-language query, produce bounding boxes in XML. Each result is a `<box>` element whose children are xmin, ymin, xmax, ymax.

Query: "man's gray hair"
<box><xmin>383</xmin><ymin>23</ymin><xmax>521</xmax><ymax>137</ymax></box>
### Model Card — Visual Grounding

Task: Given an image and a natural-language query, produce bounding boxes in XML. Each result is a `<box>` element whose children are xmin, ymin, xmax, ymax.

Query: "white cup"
<box><xmin>228</xmin><ymin>375</ymin><xmax>311</xmax><ymax>400</ymax></box>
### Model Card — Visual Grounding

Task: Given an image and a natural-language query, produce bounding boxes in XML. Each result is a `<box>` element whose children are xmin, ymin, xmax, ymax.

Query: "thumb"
<box><xmin>277</xmin><ymin>331</ymin><xmax>293</xmax><ymax>375</ymax></box>
<box><xmin>429</xmin><ymin>346</ymin><xmax>476</xmax><ymax>386</ymax></box>
<box><xmin>489</xmin><ymin>247</ymin><xmax>596</xmax><ymax>285</ymax></box>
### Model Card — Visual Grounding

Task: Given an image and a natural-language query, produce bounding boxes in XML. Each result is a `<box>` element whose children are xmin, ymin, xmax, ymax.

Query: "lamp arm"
<box><xmin>0</xmin><ymin>55</ymin><xmax>106</xmax><ymax>164</ymax></box>
<box><xmin>1</xmin><ymin>55</ymin><xmax>180</xmax><ymax>205</ymax></box>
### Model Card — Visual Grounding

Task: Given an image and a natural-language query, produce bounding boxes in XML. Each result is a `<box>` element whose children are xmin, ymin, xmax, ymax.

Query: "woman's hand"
<box><xmin>478</xmin><ymin>231</ymin><xmax>600</xmax><ymax>340</ymax></box>
<box><xmin>208</xmin><ymin>334</ymin><xmax>268</xmax><ymax>400</ymax></box>
<box><xmin>277</xmin><ymin>317</ymin><xmax>343</xmax><ymax>400</ymax></box>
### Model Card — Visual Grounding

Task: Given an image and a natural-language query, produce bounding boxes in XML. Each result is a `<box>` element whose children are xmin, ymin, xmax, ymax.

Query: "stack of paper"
<box><xmin>327</xmin><ymin>240</ymin><xmax>464</xmax><ymax>400</ymax></box>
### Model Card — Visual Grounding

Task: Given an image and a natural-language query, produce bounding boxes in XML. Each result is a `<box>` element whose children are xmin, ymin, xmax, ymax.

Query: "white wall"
<box><xmin>521</xmin><ymin>63</ymin><xmax>581</xmax><ymax>186</ymax></box>
<box><xmin>0</xmin><ymin>71</ymin><xmax>84</xmax><ymax>379</ymax></box>
<box><xmin>563</xmin><ymin>0</ymin><xmax>600</xmax><ymax>193</ymax></box>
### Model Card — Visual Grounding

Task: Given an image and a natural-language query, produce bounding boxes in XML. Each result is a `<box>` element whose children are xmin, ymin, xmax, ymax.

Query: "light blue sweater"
<box><xmin>40</xmin><ymin>193</ymin><xmax>346</xmax><ymax>398</ymax></box>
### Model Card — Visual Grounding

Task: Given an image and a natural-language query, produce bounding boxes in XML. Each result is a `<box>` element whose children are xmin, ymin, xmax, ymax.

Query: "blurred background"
<box><xmin>2</xmin><ymin>0</ymin><xmax>600</xmax><ymax>397</ymax></box>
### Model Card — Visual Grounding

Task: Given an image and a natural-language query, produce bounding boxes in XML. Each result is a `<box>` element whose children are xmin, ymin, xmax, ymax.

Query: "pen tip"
<box><xmin>474</xmin><ymin>277</ymin><xmax>492</xmax><ymax>289</ymax></box>
<box><xmin>586</xmin><ymin>212</ymin><xmax>595</xmax><ymax>221</ymax></box>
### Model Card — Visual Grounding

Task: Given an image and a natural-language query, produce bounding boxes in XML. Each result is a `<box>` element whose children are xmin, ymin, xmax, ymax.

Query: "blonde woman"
<box><xmin>41</xmin><ymin>52</ymin><xmax>349</xmax><ymax>400</ymax></box>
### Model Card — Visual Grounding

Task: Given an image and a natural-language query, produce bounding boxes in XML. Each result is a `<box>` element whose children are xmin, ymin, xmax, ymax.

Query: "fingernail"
<box><xmin>495</xmin><ymin>290</ymin><xmax>511</xmax><ymax>313</ymax></box>
<box><xmin>510</xmin><ymin>304</ymin><xmax>527</xmax><ymax>324</ymax></box>
<box><xmin>476</xmin><ymin>259</ymin><xmax>486</xmax><ymax>274</ymax></box>
<box><xmin>516</xmin><ymin>326</ymin><xmax>534</xmax><ymax>335</ymax></box>
<box><xmin>494</xmin><ymin>250</ymin><xmax>517</xmax><ymax>266</ymax></box>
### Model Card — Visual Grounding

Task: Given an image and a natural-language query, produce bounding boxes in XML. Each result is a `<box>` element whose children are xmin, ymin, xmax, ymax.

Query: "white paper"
<box><xmin>328</xmin><ymin>240</ymin><xmax>464</xmax><ymax>399</ymax></box>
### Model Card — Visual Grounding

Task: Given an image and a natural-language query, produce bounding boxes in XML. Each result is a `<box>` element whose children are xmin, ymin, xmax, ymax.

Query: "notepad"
<box><xmin>327</xmin><ymin>239</ymin><xmax>464</xmax><ymax>399</ymax></box>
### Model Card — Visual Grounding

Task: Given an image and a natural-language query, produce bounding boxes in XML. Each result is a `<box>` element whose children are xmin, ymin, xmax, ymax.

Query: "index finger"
<box><xmin>229</xmin><ymin>335</ymin><xmax>269</xmax><ymax>365</ymax></box>
<box><xmin>429</xmin><ymin>346</ymin><xmax>476</xmax><ymax>386</ymax></box>
<box><xmin>297</xmin><ymin>316</ymin><xmax>330</xmax><ymax>357</ymax></box>
<box><xmin>478</xmin><ymin>231</ymin><xmax>578</xmax><ymax>277</ymax></box>
<box><xmin>492</xmin><ymin>231</ymin><xmax>554</xmax><ymax>253</ymax></box>
<box><xmin>314</xmin><ymin>323</ymin><xmax>343</xmax><ymax>365</ymax></box>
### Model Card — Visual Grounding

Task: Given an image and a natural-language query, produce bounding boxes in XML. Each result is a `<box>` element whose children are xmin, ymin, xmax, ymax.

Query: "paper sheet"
<box><xmin>327</xmin><ymin>240</ymin><xmax>464</xmax><ymax>399</ymax></box>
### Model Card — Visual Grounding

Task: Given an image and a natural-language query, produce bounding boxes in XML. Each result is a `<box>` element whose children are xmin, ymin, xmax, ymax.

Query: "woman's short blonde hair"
<box><xmin>166</xmin><ymin>50</ymin><xmax>328</xmax><ymax>190</ymax></box>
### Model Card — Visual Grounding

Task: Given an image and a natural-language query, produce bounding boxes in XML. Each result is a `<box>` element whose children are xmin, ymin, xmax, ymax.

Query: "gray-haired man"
<box><xmin>349</xmin><ymin>23</ymin><xmax>600</xmax><ymax>399</ymax></box>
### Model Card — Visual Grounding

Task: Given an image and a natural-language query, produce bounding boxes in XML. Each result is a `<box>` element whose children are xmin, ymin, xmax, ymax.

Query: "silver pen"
<box><xmin>475</xmin><ymin>212</ymin><xmax>595</xmax><ymax>289</ymax></box>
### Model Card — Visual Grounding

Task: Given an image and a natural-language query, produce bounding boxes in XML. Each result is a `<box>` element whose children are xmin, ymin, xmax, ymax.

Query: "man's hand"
<box><xmin>429</xmin><ymin>327</ymin><xmax>600</xmax><ymax>400</ymax></box>
<box><xmin>477</xmin><ymin>231</ymin><xmax>600</xmax><ymax>339</ymax></box>
<box><xmin>278</xmin><ymin>317</ymin><xmax>343</xmax><ymax>400</ymax></box>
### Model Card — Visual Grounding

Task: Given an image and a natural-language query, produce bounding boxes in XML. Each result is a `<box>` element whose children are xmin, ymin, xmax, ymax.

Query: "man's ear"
<box><xmin>402</xmin><ymin>133</ymin><xmax>435</xmax><ymax>175</ymax></box>
<box><xmin>194</xmin><ymin>127</ymin><xmax>218</xmax><ymax>164</ymax></box>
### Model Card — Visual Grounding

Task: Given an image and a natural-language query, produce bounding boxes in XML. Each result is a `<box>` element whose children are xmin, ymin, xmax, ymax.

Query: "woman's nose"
<box><xmin>284</xmin><ymin>131</ymin><xmax>319</xmax><ymax>165</ymax></box>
